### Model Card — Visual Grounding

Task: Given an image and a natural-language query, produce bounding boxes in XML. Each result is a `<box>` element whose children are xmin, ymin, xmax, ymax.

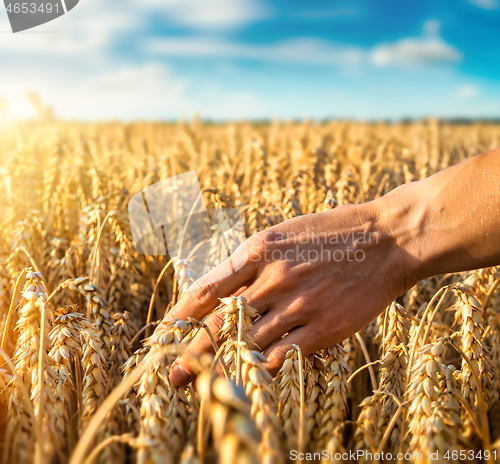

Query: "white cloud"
<box><xmin>0</xmin><ymin>5</ymin><xmax>473</xmax><ymax>121</ymax></box>
<box><xmin>423</xmin><ymin>19</ymin><xmax>442</xmax><ymax>36</ymax></box>
<box><xmin>145</xmin><ymin>36</ymin><xmax>365</xmax><ymax>66</ymax></box>
<box><xmin>467</xmin><ymin>0</ymin><xmax>500</xmax><ymax>10</ymax></box>
<box><xmin>371</xmin><ymin>20</ymin><xmax>462</xmax><ymax>67</ymax></box>
<box><xmin>0</xmin><ymin>0</ymin><xmax>268</xmax><ymax>56</ymax></box>
<box><xmin>76</xmin><ymin>64</ymin><xmax>187</xmax><ymax>112</ymax></box>
<box><xmin>455</xmin><ymin>84</ymin><xmax>480</xmax><ymax>100</ymax></box>
<box><xmin>141</xmin><ymin>0</ymin><xmax>270</xmax><ymax>30</ymax></box>
<box><xmin>371</xmin><ymin>37</ymin><xmax>462</xmax><ymax>67</ymax></box>
<box><xmin>0</xmin><ymin>0</ymin><xmax>275</xmax><ymax>120</ymax></box>
<box><xmin>145</xmin><ymin>22</ymin><xmax>462</xmax><ymax>69</ymax></box>
<box><xmin>291</xmin><ymin>8</ymin><xmax>357</xmax><ymax>19</ymax></box>
<box><xmin>0</xmin><ymin>12</ymin><xmax>11</xmax><ymax>31</ymax></box>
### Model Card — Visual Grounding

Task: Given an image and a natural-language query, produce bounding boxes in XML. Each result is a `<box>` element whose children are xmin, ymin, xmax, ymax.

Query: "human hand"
<box><xmin>162</xmin><ymin>199</ymin><xmax>417</xmax><ymax>385</ymax></box>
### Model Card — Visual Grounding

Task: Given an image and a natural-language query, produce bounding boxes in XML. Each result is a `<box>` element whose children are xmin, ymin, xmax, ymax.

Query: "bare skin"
<box><xmin>160</xmin><ymin>147</ymin><xmax>500</xmax><ymax>385</ymax></box>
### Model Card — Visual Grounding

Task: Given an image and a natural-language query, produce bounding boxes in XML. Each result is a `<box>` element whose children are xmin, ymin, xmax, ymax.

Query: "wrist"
<box><xmin>369</xmin><ymin>180</ymin><xmax>433</xmax><ymax>291</ymax></box>
<box><xmin>366</xmin><ymin>148</ymin><xmax>500</xmax><ymax>293</ymax></box>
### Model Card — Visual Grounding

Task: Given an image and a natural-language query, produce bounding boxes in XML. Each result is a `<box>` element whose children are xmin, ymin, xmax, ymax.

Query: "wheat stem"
<box><xmin>375</xmin><ymin>401</ymin><xmax>406</xmax><ymax>457</ymax></box>
<box><xmin>449</xmin><ymin>335</ymin><xmax>492</xmax><ymax>463</ymax></box>
<box><xmin>236</xmin><ymin>300</ymin><xmax>245</xmax><ymax>386</ymax></box>
<box><xmin>484</xmin><ymin>313</ymin><xmax>500</xmax><ymax>338</ymax></box>
<box><xmin>130</xmin><ymin>320</ymin><xmax>161</xmax><ymax>346</ymax></box>
<box><xmin>297</xmin><ymin>344</ymin><xmax>305</xmax><ymax>459</ymax></box>
<box><xmin>83</xmin><ymin>433</ymin><xmax>134</xmax><ymax>464</ymax></box>
<box><xmin>451</xmin><ymin>392</ymin><xmax>483</xmax><ymax>440</ymax></box>
<box><xmin>69</xmin><ymin>362</ymin><xmax>147</xmax><ymax>464</ymax></box>
<box><xmin>89</xmin><ymin>210</ymin><xmax>113</xmax><ymax>288</ymax></box>
<box><xmin>200</xmin><ymin>322</ymin><xmax>230</xmax><ymax>379</ymax></box>
<box><xmin>421</xmin><ymin>285</ymin><xmax>451</xmax><ymax>349</ymax></box>
<box><xmin>18</xmin><ymin>248</ymin><xmax>43</xmax><ymax>281</ymax></box>
<box><xmin>354</xmin><ymin>332</ymin><xmax>377</xmax><ymax>390</ymax></box>
<box><xmin>34</xmin><ymin>298</ymin><xmax>47</xmax><ymax>464</ymax></box>
<box><xmin>347</xmin><ymin>360</ymin><xmax>382</xmax><ymax>384</ymax></box>
<box><xmin>145</xmin><ymin>259</ymin><xmax>172</xmax><ymax>338</ymax></box>
<box><xmin>482</xmin><ymin>276</ymin><xmax>500</xmax><ymax>323</ymax></box>
<box><xmin>0</xmin><ymin>268</ymin><xmax>26</xmax><ymax>353</ymax></box>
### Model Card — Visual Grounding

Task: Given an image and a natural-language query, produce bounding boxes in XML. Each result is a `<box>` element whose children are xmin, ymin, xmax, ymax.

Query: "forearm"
<box><xmin>374</xmin><ymin>147</ymin><xmax>500</xmax><ymax>287</ymax></box>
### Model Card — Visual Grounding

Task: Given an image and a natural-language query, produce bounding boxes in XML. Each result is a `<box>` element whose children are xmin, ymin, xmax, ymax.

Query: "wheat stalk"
<box><xmin>108</xmin><ymin>311</ymin><xmax>136</xmax><ymax>386</ymax></box>
<box><xmin>8</xmin><ymin>269</ymin><xmax>58</xmax><ymax>463</ymax></box>
<box><xmin>454</xmin><ymin>289</ymin><xmax>492</xmax><ymax>438</ymax></box>
<box><xmin>277</xmin><ymin>344</ymin><xmax>304</xmax><ymax>453</ymax></box>
<box><xmin>407</xmin><ymin>340</ymin><xmax>462</xmax><ymax>460</ymax></box>
<box><xmin>304</xmin><ymin>353</ymin><xmax>328</xmax><ymax>449</ymax></box>
<box><xmin>79</xmin><ymin>319</ymin><xmax>108</xmax><ymax>428</ymax></box>
<box><xmin>318</xmin><ymin>345</ymin><xmax>350</xmax><ymax>449</ymax></box>
<box><xmin>219</xmin><ymin>296</ymin><xmax>258</xmax><ymax>377</ymax></box>
<box><xmin>241</xmin><ymin>344</ymin><xmax>284</xmax><ymax>463</ymax></box>
<box><xmin>376</xmin><ymin>303</ymin><xmax>409</xmax><ymax>451</ymax></box>
<box><xmin>137</xmin><ymin>319</ymin><xmax>193</xmax><ymax>463</ymax></box>
<box><xmin>49</xmin><ymin>305</ymin><xmax>84</xmax><ymax>437</ymax></box>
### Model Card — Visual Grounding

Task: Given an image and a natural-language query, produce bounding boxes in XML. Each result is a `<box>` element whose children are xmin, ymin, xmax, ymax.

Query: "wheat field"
<box><xmin>1</xmin><ymin>119</ymin><xmax>500</xmax><ymax>464</ymax></box>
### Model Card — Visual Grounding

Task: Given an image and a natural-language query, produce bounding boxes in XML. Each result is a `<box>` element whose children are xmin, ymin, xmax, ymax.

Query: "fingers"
<box><xmin>262</xmin><ymin>326</ymin><xmax>322</xmax><ymax>378</ymax></box>
<box><xmin>169</xmin><ymin>292</ymin><xmax>277</xmax><ymax>386</ymax></box>
<box><xmin>172</xmin><ymin>320</ymin><xmax>322</xmax><ymax>386</ymax></box>
<box><xmin>170</xmin><ymin>287</ymin><xmax>312</xmax><ymax>385</ymax></box>
<box><xmin>250</xmin><ymin>306</ymin><xmax>300</xmax><ymax>351</ymax></box>
<box><xmin>170</xmin><ymin>308</ymin><xmax>226</xmax><ymax>385</ymax></box>
<box><xmin>168</xmin><ymin>239</ymin><xmax>259</xmax><ymax>323</ymax></box>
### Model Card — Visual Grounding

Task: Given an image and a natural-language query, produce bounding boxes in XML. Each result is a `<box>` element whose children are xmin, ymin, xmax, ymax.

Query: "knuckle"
<box><xmin>248</xmin><ymin>233</ymin><xmax>265</xmax><ymax>255</ymax></box>
<box><xmin>173</xmin><ymin>278</ymin><xmax>215</xmax><ymax>321</ymax></box>
<box><xmin>243</xmin><ymin>234</ymin><xmax>266</xmax><ymax>270</ymax></box>
<box><xmin>282</xmin><ymin>295</ymin><xmax>311</xmax><ymax>324</ymax></box>
<box><xmin>260</xmin><ymin>230</ymin><xmax>275</xmax><ymax>246</ymax></box>
<box><xmin>189</xmin><ymin>277</ymin><xmax>214</xmax><ymax>308</ymax></box>
<box><xmin>205</xmin><ymin>311</ymin><xmax>225</xmax><ymax>334</ymax></box>
<box><xmin>265</xmin><ymin>344</ymin><xmax>291</xmax><ymax>369</ymax></box>
<box><xmin>271</xmin><ymin>309</ymin><xmax>299</xmax><ymax>329</ymax></box>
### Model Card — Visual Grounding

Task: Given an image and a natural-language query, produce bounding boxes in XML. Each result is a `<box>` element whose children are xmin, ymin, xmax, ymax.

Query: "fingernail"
<box><xmin>170</xmin><ymin>363</ymin><xmax>191</xmax><ymax>386</ymax></box>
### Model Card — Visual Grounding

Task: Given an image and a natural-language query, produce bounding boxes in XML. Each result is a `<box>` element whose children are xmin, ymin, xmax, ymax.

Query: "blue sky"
<box><xmin>0</xmin><ymin>0</ymin><xmax>499</xmax><ymax>120</ymax></box>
